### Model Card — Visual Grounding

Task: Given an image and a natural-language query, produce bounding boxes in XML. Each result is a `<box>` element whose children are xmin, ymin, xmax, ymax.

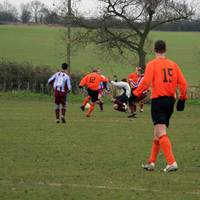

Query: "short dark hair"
<box><xmin>61</xmin><ymin>63</ymin><xmax>68</xmax><ymax>70</ymax></box>
<box><xmin>154</xmin><ymin>40</ymin><xmax>166</xmax><ymax>53</ymax></box>
<box><xmin>121</xmin><ymin>78</ymin><xmax>127</xmax><ymax>82</ymax></box>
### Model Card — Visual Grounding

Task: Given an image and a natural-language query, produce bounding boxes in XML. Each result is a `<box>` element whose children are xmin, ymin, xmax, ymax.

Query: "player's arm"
<box><xmin>133</xmin><ymin>64</ymin><xmax>153</xmax><ymax>97</ymax></box>
<box><xmin>66</xmin><ymin>77</ymin><xmax>72</xmax><ymax>93</ymax></box>
<box><xmin>101</xmin><ymin>75</ymin><xmax>109</xmax><ymax>83</ymax></box>
<box><xmin>176</xmin><ymin>66</ymin><xmax>187</xmax><ymax>111</ymax></box>
<box><xmin>177</xmin><ymin>67</ymin><xmax>187</xmax><ymax>100</ymax></box>
<box><xmin>79</xmin><ymin>75</ymin><xmax>87</xmax><ymax>88</ymax></box>
<box><xmin>48</xmin><ymin>73</ymin><xmax>57</xmax><ymax>85</ymax></box>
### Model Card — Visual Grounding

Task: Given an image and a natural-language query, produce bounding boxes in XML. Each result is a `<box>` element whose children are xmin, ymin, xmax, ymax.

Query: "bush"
<box><xmin>0</xmin><ymin>60</ymin><xmax>84</xmax><ymax>94</ymax></box>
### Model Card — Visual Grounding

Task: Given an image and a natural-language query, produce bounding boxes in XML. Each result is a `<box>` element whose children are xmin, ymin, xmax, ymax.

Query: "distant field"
<box><xmin>0</xmin><ymin>93</ymin><xmax>200</xmax><ymax>200</ymax></box>
<box><xmin>0</xmin><ymin>25</ymin><xmax>200</xmax><ymax>84</ymax></box>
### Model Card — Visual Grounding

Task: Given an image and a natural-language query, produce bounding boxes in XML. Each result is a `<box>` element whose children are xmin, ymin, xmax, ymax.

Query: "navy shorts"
<box><xmin>151</xmin><ymin>96</ymin><xmax>175</xmax><ymax>127</ymax></box>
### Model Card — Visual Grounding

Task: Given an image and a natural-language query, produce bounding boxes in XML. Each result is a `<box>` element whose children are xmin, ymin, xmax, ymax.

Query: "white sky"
<box><xmin>2</xmin><ymin>0</ymin><xmax>199</xmax><ymax>17</ymax></box>
<box><xmin>2</xmin><ymin>0</ymin><xmax>101</xmax><ymax>16</ymax></box>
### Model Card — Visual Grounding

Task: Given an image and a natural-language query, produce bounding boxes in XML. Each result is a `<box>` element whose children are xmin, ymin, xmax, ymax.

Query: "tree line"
<box><xmin>1</xmin><ymin>0</ymin><xmax>199</xmax><ymax>72</ymax></box>
<box><xmin>1</xmin><ymin>0</ymin><xmax>200</xmax><ymax>32</ymax></box>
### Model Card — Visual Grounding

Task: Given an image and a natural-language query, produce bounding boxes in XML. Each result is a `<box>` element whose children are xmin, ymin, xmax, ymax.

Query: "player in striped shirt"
<box><xmin>48</xmin><ymin>63</ymin><xmax>71</xmax><ymax>123</ymax></box>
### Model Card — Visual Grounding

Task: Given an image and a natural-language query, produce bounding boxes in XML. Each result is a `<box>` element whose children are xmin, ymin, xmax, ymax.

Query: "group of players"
<box><xmin>79</xmin><ymin>66</ymin><xmax>147</xmax><ymax>118</ymax></box>
<box><xmin>48</xmin><ymin>40</ymin><xmax>187</xmax><ymax>173</ymax></box>
<box><xmin>48</xmin><ymin>63</ymin><xmax>147</xmax><ymax>121</ymax></box>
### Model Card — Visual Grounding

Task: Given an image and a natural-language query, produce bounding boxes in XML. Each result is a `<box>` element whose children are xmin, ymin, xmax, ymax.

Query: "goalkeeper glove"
<box><xmin>176</xmin><ymin>99</ymin><xmax>185</xmax><ymax>111</ymax></box>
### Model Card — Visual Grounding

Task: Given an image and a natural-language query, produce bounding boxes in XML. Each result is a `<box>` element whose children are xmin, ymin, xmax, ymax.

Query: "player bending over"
<box><xmin>48</xmin><ymin>63</ymin><xmax>71</xmax><ymax>123</ymax></box>
<box><xmin>110</xmin><ymin>78</ymin><xmax>131</xmax><ymax>112</ymax></box>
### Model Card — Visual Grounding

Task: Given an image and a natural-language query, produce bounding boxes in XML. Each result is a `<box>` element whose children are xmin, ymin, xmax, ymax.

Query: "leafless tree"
<box><xmin>30</xmin><ymin>0</ymin><xmax>45</xmax><ymax>23</ymax></box>
<box><xmin>78</xmin><ymin>0</ymin><xmax>195</xmax><ymax>70</ymax></box>
<box><xmin>20</xmin><ymin>3</ymin><xmax>31</xmax><ymax>23</ymax></box>
<box><xmin>0</xmin><ymin>0</ymin><xmax>18</xmax><ymax>22</ymax></box>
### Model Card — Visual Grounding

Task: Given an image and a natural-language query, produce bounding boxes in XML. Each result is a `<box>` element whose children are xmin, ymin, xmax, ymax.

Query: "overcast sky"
<box><xmin>3</xmin><ymin>0</ymin><xmax>101</xmax><ymax>16</ymax></box>
<box><xmin>3</xmin><ymin>0</ymin><xmax>199</xmax><ymax>17</ymax></box>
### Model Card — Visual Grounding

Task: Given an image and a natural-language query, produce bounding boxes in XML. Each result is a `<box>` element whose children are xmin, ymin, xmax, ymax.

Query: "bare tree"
<box><xmin>20</xmin><ymin>3</ymin><xmax>31</xmax><ymax>23</ymax></box>
<box><xmin>30</xmin><ymin>0</ymin><xmax>44</xmax><ymax>23</ymax></box>
<box><xmin>53</xmin><ymin>0</ymin><xmax>81</xmax><ymax>73</ymax></box>
<box><xmin>78</xmin><ymin>0</ymin><xmax>194</xmax><ymax>70</ymax></box>
<box><xmin>0</xmin><ymin>0</ymin><xmax>18</xmax><ymax>22</ymax></box>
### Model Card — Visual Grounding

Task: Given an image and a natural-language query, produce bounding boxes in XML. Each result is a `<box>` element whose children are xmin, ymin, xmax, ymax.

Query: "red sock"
<box><xmin>148</xmin><ymin>139</ymin><xmax>160</xmax><ymax>163</ymax></box>
<box><xmin>87</xmin><ymin>103</ymin><xmax>95</xmax><ymax>115</ymax></box>
<box><xmin>159</xmin><ymin>135</ymin><xmax>176</xmax><ymax>165</ymax></box>
<box><xmin>83</xmin><ymin>96</ymin><xmax>91</xmax><ymax>106</ymax></box>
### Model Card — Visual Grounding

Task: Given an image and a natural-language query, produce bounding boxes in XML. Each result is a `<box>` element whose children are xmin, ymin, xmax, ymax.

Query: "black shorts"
<box><xmin>151</xmin><ymin>96</ymin><xmax>175</xmax><ymax>127</ymax></box>
<box><xmin>87</xmin><ymin>89</ymin><xmax>99</xmax><ymax>103</ymax></box>
<box><xmin>116</xmin><ymin>94</ymin><xmax>128</xmax><ymax>104</ymax></box>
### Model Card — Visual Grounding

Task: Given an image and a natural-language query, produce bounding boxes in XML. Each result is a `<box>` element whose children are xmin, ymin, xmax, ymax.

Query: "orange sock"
<box><xmin>83</xmin><ymin>96</ymin><xmax>91</xmax><ymax>106</ymax></box>
<box><xmin>148</xmin><ymin>139</ymin><xmax>160</xmax><ymax>163</ymax></box>
<box><xmin>159</xmin><ymin>135</ymin><xmax>176</xmax><ymax>165</ymax></box>
<box><xmin>87</xmin><ymin>103</ymin><xmax>95</xmax><ymax>116</ymax></box>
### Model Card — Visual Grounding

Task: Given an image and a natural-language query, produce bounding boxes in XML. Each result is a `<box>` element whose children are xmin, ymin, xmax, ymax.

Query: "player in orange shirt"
<box><xmin>128</xmin><ymin>66</ymin><xmax>147</xmax><ymax>118</ymax></box>
<box><xmin>133</xmin><ymin>40</ymin><xmax>187</xmax><ymax>172</ymax></box>
<box><xmin>79</xmin><ymin>67</ymin><xmax>109</xmax><ymax>117</ymax></box>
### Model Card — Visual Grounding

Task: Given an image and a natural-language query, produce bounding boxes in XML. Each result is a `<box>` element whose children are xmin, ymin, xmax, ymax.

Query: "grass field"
<box><xmin>0</xmin><ymin>92</ymin><xmax>200</xmax><ymax>200</ymax></box>
<box><xmin>0</xmin><ymin>25</ymin><xmax>200</xmax><ymax>85</ymax></box>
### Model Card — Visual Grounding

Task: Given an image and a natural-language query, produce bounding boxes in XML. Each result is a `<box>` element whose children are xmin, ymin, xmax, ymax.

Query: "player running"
<box><xmin>48</xmin><ymin>63</ymin><xmax>71</xmax><ymax>123</ymax></box>
<box><xmin>133</xmin><ymin>40</ymin><xmax>187</xmax><ymax>172</ymax></box>
<box><xmin>79</xmin><ymin>67</ymin><xmax>109</xmax><ymax>117</ymax></box>
<box><xmin>110</xmin><ymin>78</ymin><xmax>131</xmax><ymax>112</ymax></box>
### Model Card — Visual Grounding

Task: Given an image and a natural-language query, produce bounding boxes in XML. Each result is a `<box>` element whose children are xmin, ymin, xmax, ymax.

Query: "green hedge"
<box><xmin>0</xmin><ymin>60</ymin><xmax>84</xmax><ymax>94</ymax></box>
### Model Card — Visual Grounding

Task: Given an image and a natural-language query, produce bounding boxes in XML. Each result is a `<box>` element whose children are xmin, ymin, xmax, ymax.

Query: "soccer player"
<box><xmin>133</xmin><ymin>40</ymin><xmax>187</xmax><ymax>172</ymax></box>
<box><xmin>79</xmin><ymin>67</ymin><xmax>109</xmax><ymax>117</ymax></box>
<box><xmin>110</xmin><ymin>78</ymin><xmax>131</xmax><ymax>112</ymax></box>
<box><xmin>128</xmin><ymin>66</ymin><xmax>147</xmax><ymax>118</ymax></box>
<box><xmin>48</xmin><ymin>63</ymin><xmax>71</xmax><ymax>123</ymax></box>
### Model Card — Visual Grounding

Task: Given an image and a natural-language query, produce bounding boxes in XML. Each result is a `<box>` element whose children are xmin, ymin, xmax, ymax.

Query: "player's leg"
<box><xmin>55</xmin><ymin>104</ymin><xmax>60</xmax><ymax>123</ymax></box>
<box><xmin>86</xmin><ymin>90</ymin><xmax>98</xmax><ymax>117</ymax></box>
<box><xmin>81</xmin><ymin>95</ymin><xmax>91</xmax><ymax>111</ymax></box>
<box><xmin>128</xmin><ymin>95</ymin><xmax>137</xmax><ymax>118</ymax></box>
<box><xmin>113</xmin><ymin>95</ymin><xmax>127</xmax><ymax>112</ymax></box>
<box><xmin>54</xmin><ymin>93</ymin><xmax>60</xmax><ymax>123</ymax></box>
<box><xmin>60</xmin><ymin>93</ymin><xmax>67</xmax><ymax>123</ymax></box>
<box><xmin>97</xmin><ymin>93</ymin><xmax>104</xmax><ymax>111</ymax></box>
<box><xmin>153</xmin><ymin>97</ymin><xmax>177</xmax><ymax>172</ymax></box>
<box><xmin>139</xmin><ymin>101</ymin><xmax>144</xmax><ymax>112</ymax></box>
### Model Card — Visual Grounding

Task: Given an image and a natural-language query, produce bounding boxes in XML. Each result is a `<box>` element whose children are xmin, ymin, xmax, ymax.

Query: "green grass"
<box><xmin>0</xmin><ymin>25</ymin><xmax>200</xmax><ymax>85</ymax></box>
<box><xmin>0</xmin><ymin>93</ymin><xmax>200</xmax><ymax>199</ymax></box>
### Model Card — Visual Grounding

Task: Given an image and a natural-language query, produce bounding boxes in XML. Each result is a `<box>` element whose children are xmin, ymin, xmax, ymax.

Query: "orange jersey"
<box><xmin>79</xmin><ymin>72</ymin><xmax>108</xmax><ymax>90</ymax></box>
<box><xmin>133</xmin><ymin>57</ymin><xmax>187</xmax><ymax>100</ymax></box>
<box><xmin>128</xmin><ymin>72</ymin><xmax>139</xmax><ymax>89</ymax></box>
